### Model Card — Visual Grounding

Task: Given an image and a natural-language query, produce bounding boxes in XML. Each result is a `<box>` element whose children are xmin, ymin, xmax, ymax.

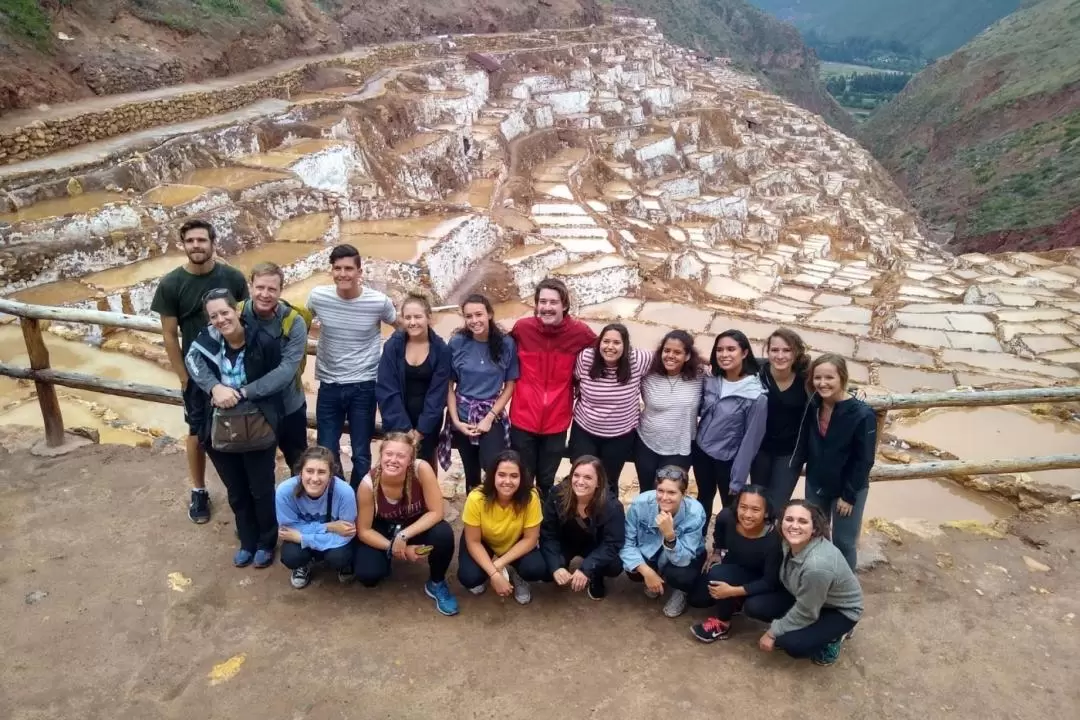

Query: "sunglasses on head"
<box><xmin>655</xmin><ymin>466</ymin><xmax>687</xmax><ymax>482</ymax></box>
<box><xmin>202</xmin><ymin>287</ymin><xmax>232</xmax><ymax>303</ymax></box>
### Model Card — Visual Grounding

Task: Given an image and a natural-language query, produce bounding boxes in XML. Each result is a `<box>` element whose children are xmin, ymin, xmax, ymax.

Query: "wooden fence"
<box><xmin>2</xmin><ymin>297</ymin><xmax>1080</xmax><ymax>482</ymax></box>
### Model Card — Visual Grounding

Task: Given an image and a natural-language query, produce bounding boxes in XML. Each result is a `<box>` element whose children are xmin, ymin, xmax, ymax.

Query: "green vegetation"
<box><xmin>749</xmin><ymin>0</ymin><xmax>1020</xmax><ymax>59</ymax></box>
<box><xmin>0</xmin><ymin>0</ymin><xmax>52</xmax><ymax>49</ymax></box>
<box><xmin>862</xmin><ymin>0</ymin><xmax>1080</xmax><ymax>239</ymax></box>
<box><xmin>823</xmin><ymin>70</ymin><xmax>912</xmax><ymax>118</ymax></box>
<box><xmin>806</xmin><ymin>33</ymin><xmax>926</xmax><ymax>72</ymax></box>
<box><xmin>265</xmin><ymin>0</ymin><xmax>286</xmax><ymax>14</ymax></box>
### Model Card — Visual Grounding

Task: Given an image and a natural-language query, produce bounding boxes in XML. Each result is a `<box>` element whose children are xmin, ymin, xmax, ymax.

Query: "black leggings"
<box><xmin>688</xmin><ymin>562</ymin><xmax>792</xmax><ymax>621</ymax></box>
<box><xmin>732</xmin><ymin>588</ymin><xmax>859</xmax><ymax>658</ymax></box>
<box><xmin>455</xmin><ymin>421</ymin><xmax>508</xmax><ymax>491</ymax></box>
<box><xmin>633</xmin><ymin>435</ymin><xmax>691</xmax><ymax>494</ymax></box>
<box><xmin>456</xmin><ymin>531</ymin><xmax>549</xmax><ymax>589</ymax></box>
<box><xmin>280</xmin><ymin>540</ymin><xmax>355</xmax><ymax>571</ymax></box>
<box><xmin>353</xmin><ymin>519</ymin><xmax>455</xmax><ymax>585</ymax></box>
<box><xmin>626</xmin><ymin>550</ymin><xmax>706</xmax><ymax>593</ymax></box>
<box><xmin>206</xmin><ymin>445</ymin><xmax>278</xmax><ymax>552</ymax></box>
<box><xmin>691</xmin><ymin>442</ymin><xmax>734</xmax><ymax>534</ymax></box>
<box><xmin>567</xmin><ymin>423</ymin><xmax>636</xmax><ymax>496</ymax></box>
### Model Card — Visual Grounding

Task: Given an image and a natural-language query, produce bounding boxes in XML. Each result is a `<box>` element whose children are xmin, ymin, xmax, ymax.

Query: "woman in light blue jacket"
<box><xmin>692</xmin><ymin>329</ymin><xmax>768</xmax><ymax>531</ymax></box>
<box><xmin>621</xmin><ymin>465</ymin><xmax>706</xmax><ymax>618</ymax></box>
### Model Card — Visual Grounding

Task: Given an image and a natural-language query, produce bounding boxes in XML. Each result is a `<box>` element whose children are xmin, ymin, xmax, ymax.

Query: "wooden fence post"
<box><xmin>20</xmin><ymin>318</ymin><xmax>66</xmax><ymax>447</ymax></box>
<box><xmin>874</xmin><ymin>410</ymin><xmax>887</xmax><ymax>451</ymax></box>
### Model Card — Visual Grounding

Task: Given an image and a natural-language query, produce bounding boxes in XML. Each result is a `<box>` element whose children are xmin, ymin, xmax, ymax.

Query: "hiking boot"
<box><xmin>291</xmin><ymin>563</ymin><xmax>312</xmax><ymax>589</ymax></box>
<box><xmin>507</xmin><ymin>566</ymin><xmax>532</xmax><ymax>605</ymax></box>
<box><xmin>663</xmin><ymin>588</ymin><xmax>688</xmax><ymax>617</ymax></box>
<box><xmin>587</xmin><ymin>576</ymin><xmax>606</xmax><ymax>601</ymax></box>
<box><xmin>233</xmin><ymin>548</ymin><xmax>254</xmax><ymax>568</ymax></box>
<box><xmin>690</xmin><ymin>617</ymin><xmax>731</xmax><ymax>643</ymax></box>
<box><xmin>425</xmin><ymin>580</ymin><xmax>460</xmax><ymax>616</ymax></box>
<box><xmin>253</xmin><ymin>548</ymin><xmax>275</xmax><ymax>569</ymax></box>
<box><xmin>812</xmin><ymin>637</ymin><xmax>845</xmax><ymax>666</ymax></box>
<box><xmin>337</xmin><ymin>568</ymin><xmax>355</xmax><ymax>584</ymax></box>
<box><xmin>188</xmin><ymin>489</ymin><xmax>211</xmax><ymax>524</ymax></box>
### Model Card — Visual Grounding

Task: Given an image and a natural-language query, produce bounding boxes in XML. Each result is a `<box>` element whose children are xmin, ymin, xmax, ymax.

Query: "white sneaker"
<box><xmin>507</xmin><ymin>566</ymin><xmax>532</xmax><ymax>605</ymax></box>
<box><xmin>468</xmin><ymin>584</ymin><xmax>486</xmax><ymax>595</ymax></box>
<box><xmin>663</xmin><ymin>589</ymin><xmax>688</xmax><ymax>617</ymax></box>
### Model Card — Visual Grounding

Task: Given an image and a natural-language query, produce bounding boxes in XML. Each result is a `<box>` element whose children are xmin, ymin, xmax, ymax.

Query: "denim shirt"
<box><xmin>620</xmin><ymin>490</ymin><xmax>706</xmax><ymax>571</ymax></box>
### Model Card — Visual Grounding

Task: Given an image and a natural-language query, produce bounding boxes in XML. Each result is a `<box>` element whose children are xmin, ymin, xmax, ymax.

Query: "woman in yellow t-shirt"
<box><xmin>458</xmin><ymin>449</ymin><xmax>546</xmax><ymax>604</ymax></box>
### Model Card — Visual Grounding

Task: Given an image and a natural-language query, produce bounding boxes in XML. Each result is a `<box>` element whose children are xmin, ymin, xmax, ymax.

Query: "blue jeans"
<box><xmin>805</xmin><ymin>483</ymin><xmax>868</xmax><ymax>571</ymax></box>
<box><xmin>316</xmin><ymin>381</ymin><xmax>376</xmax><ymax>489</ymax></box>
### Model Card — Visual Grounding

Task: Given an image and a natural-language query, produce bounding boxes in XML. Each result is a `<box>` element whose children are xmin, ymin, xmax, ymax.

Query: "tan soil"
<box><xmin>2</xmin><ymin>432</ymin><xmax>1078</xmax><ymax>720</ymax></box>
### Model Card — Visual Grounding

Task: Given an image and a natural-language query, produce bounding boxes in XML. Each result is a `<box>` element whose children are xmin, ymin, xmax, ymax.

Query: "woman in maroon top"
<box><xmin>354</xmin><ymin>432</ymin><xmax>459</xmax><ymax>616</ymax></box>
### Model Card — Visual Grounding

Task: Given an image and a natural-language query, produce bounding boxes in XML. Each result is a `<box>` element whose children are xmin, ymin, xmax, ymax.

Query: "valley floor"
<box><xmin>2</xmin><ymin>436</ymin><xmax>1078</xmax><ymax>720</ymax></box>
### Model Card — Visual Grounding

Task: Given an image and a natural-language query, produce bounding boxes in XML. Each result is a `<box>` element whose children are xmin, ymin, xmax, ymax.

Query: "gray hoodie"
<box><xmin>770</xmin><ymin>535</ymin><xmax>863</xmax><ymax>637</ymax></box>
<box><xmin>694</xmin><ymin>373</ymin><xmax>768</xmax><ymax>492</ymax></box>
<box><xmin>241</xmin><ymin>301</ymin><xmax>308</xmax><ymax>416</ymax></box>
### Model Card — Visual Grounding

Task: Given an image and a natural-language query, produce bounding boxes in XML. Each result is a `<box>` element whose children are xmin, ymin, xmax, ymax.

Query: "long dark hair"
<box><xmin>710</xmin><ymin>329</ymin><xmax>760</xmax><ymax>378</ymax></box>
<box><xmin>292</xmin><ymin>445</ymin><xmax>340</xmax><ymax>496</ymax></box>
<box><xmin>557</xmin><ymin>455</ymin><xmax>609</xmax><ymax>521</ymax></box>
<box><xmin>733</xmin><ymin>483</ymin><xmax>774</xmax><ymax>523</ymax></box>
<box><xmin>763</xmin><ymin>328</ymin><xmax>810</xmax><ymax>377</ymax></box>
<box><xmin>647</xmin><ymin>329</ymin><xmax>703</xmax><ymax>381</ymax></box>
<box><xmin>480</xmin><ymin>449</ymin><xmax>534</xmax><ymax>514</ymax></box>
<box><xmin>455</xmin><ymin>293</ymin><xmax>506</xmax><ymax>364</ymax></box>
<box><xmin>779</xmin><ymin>499</ymin><xmax>831</xmax><ymax>540</ymax></box>
<box><xmin>588</xmin><ymin>323</ymin><xmax>632</xmax><ymax>383</ymax></box>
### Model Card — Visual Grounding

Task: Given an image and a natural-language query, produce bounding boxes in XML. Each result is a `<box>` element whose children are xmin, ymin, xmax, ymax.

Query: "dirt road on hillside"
<box><xmin>2</xmin><ymin>437</ymin><xmax>1078</xmax><ymax>720</ymax></box>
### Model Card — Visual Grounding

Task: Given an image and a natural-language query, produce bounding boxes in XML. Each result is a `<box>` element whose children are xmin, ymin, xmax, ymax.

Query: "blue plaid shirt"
<box><xmin>219</xmin><ymin>348</ymin><xmax>247</xmax><ymax>389</ymax></box>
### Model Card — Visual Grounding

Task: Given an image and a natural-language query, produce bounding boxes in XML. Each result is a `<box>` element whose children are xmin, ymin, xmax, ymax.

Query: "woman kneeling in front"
<box><xmin>276</xmin><ymin>446</ymin><xmax>357</xmax><ymax>588</ymax></box>
<box><xmin>353</xmin><ymin>432</ymin><xmax>459</xmax><ymax>616</ymax></box>
<box><xmin>757</xmin><ymin>500</ymin><xmax>863</xmax><ymax>666</ymax></box>
<box><xmin>689</xmin><ymin>484</ymin><xmax>787</xmax><ymax>641</ymax></box>
<box><xmin>457</xmin><ymin>450</ymin><xmax>547</xmax><ymax>605</ymax></box>
<box><xmin>621</xmin><ymin>465</ymin><xmax>706</xmax><ymax>618</ymax></box>
<box><xmin>540</xmin><ymin>456</ymin><xmax>626</xmax><ymax>600</ymax></box>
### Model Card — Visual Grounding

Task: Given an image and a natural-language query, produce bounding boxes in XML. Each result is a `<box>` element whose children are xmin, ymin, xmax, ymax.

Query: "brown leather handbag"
<box><xmin>210</xmin><ymin>401</ymin><xmax>276</xmax><ymax>453</ymax></box>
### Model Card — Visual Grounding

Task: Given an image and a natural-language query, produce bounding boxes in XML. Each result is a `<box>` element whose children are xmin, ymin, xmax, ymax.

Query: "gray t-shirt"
<box><xmin>307</xmin><ymin>285</ymin><xmax>396</xmax><ymax>384</ymax></box>
<box><xmin>637</xmin><ymin>373</ymin><xmax>703</xmax><ymax>456</ymax></box>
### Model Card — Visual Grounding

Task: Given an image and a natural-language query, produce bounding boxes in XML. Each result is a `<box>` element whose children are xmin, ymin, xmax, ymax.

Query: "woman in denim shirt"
<box><xmin>621</xmin><ymin>465</ymin><xmax>706</xmax><ymax>618</ymax></box>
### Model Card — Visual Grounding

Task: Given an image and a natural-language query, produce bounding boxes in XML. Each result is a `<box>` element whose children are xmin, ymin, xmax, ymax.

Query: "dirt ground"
<box><xmin>2</xmin><ymin>436</ymin><xmax>1078</xmax><ymax>720</ymax></box>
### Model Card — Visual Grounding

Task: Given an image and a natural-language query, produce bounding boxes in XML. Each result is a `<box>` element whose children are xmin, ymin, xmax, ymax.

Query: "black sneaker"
<box><xmin>188</xmin><ymin>489</ymin><xmax>211</xmax><ymax>524</ymax></box>
<box><xmin>337</xmin><ymin>568</ymin><xmax>355</xmax><ymax>584</ymax></box>
<box><xmin>690</xmin><ymin>617</ymin><xmax>731</xmax><ymax>643</ymax></box>
<box><xmin>587</xmin><ymin>576</ymin><xmax>607</xmax><ymax>601</ymax></box>
<box><xmin>291</xmin><ymin>563</ymin><xmax>312</xmax><ymax>589</ymax></box>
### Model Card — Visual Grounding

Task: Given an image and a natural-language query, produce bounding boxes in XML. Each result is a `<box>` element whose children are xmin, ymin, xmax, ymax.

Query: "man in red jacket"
<box><xmin>510</xmin><ymin>278</ymin><xmax>597</xmax><ymax>497</ymax></box>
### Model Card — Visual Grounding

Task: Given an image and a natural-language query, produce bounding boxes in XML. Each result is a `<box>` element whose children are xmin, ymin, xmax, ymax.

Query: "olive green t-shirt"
<box><xmin>150</xmin><ymin>261</ymin><xmax>249</xmax><ymax>353</ymax></box>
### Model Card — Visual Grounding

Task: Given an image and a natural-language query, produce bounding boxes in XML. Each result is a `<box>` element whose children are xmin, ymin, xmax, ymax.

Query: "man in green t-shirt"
<box><xmin>150</xmin><ymin>218</ymin><xmax>248</xmax><ymax>524</ymax></box>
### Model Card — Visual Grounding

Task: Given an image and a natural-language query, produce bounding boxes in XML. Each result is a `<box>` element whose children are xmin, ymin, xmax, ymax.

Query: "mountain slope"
<box><xmin>612</xmin><ymin>0</ymin><xmax>854</xmax><ymax>133</ymax></box>
<box><xmin>750</xmin><ymin>0</ymin><xmax>1020</xmax><ymax>59</ymax></box>
<box><xmin>860</xmin><ymin>0</ymin><xmax>1080</xmax><ymax>252</ymax></box>
<box><xmin>0</xmin><ymin>0</ymin><xmax>603</xmax><ymax>112</ymax></box>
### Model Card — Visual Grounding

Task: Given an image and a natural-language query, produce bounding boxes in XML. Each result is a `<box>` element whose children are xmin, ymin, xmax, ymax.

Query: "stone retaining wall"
<box><xmin>0</xmin><ymin>27</ymin><xmax>627</xmax><ymax>167</ymax></box>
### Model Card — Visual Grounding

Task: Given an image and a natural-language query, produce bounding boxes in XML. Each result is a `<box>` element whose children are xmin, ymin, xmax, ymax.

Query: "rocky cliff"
<box><xmin>0</xmin><ymin>0</ymin><xmax>604</xmax><ymax>113</ymax></box>
<box><xmin>860</xmin><ymin>0</ymin><xmax>1080</xmax><ymax>253</ymax></box>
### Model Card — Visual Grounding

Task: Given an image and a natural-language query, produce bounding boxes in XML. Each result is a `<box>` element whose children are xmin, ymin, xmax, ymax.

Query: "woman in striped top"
<box><xmin>568</xmin><ymin>323</ymin><xmax>652</xmax><ymax>495</ymax></box>
<box><xmin>634</xmin><ymin>330</ymin><xmax>705</xmax><ymax>493</ymax></box>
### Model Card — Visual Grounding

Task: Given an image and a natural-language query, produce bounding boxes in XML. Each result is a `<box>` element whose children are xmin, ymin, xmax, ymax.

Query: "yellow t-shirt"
<box><xmin>462</xmin><ymin>488</ymin><xmax>543</xmax><ymax>556</ymax></box>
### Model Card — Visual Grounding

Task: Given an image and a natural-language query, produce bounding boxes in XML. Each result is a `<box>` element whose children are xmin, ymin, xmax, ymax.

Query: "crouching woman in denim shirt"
<box><xmin>621</xmin><ymin>466</ymin><xmax>706</xmax><ymax>618</ymax></box>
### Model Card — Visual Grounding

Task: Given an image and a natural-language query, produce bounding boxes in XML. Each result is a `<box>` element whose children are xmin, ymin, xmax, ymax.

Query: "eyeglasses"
<box><xmin>202</xmin><ymin>288</ymin><xmax>232</xmax><ymax>304</ymax></box>
<box><xmin>655</xmin><ymin>466</ymin><xmax>687</xmax><ymax>481</ymax></box>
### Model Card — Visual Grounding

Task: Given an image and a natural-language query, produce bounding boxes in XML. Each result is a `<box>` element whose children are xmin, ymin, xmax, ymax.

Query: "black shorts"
<box><xmin>182</xmin><ymin>381</ymin><xmax>206</xmax><ymax>437</ymax></box>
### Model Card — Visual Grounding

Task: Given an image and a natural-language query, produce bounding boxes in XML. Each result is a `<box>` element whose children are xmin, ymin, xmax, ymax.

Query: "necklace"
<box><xmin>665</xmin><ymin>374</ymin><xmax>680</xmax><ymax>391</ymax></box>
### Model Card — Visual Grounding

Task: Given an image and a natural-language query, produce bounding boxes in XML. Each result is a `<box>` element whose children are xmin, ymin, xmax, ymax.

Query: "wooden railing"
<box><xmin>2</xmin><ymin>297</ymin><xmax>1080</xmax><ymax>483</ymax></box>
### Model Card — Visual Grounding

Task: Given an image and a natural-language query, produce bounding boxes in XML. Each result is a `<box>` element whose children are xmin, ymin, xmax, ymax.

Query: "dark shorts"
<box><xmin>182</xmin><ymin>381</ymin><xmax>206</xmax><ymax>437</ymax></box>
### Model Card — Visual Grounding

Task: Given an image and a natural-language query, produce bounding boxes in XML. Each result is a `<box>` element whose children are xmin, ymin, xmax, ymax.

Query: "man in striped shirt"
<box><xmin>307</xmin><ymin>244</ymin><xmax>396</xmax><ymax>488</ymax></box>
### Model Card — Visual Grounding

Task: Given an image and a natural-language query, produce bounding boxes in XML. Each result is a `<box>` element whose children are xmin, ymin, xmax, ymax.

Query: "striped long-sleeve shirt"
<box><xmin>637</xmin><ymin>373</ymin><xmax>703</xmax><ymax>456</ymax></box>
<box><xmin>572</xmin><ymin>347</ymin><xmax>652</xmax><ymax>437</ymax></box>
<box><xmin>307</xmin><ymin>285</ymin><xmax>396</xmax><ymax>384</ymax></box>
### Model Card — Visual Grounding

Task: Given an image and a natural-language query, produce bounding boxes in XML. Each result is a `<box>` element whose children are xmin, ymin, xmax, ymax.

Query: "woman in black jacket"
<box><xmin>376</xmin><ymin>293</ymin><xmax>452</xmax><ymax>468</ymax></box>
<box><xmin>751</xmin><ymin>328</ymin><xmax>812</xmax><ymax>510</ymax></box>
<box><xmin>186</xmin><ymin>288</ymin><xmax>285</xmax><ymax>569</ymax></box>
<box><xmin>804</xmin><ymin>353</ymin><xmax>877</xmax><ymax>570</ymax></box>
<box><xmin>688</xmin><ymin>485</ymin><xmax>785</xmax><ymax>642</ymax></box>
<box><xmin>540</xmin><ymin>456</ymin><xmax>626</xmax><ymax>600</ymax></box>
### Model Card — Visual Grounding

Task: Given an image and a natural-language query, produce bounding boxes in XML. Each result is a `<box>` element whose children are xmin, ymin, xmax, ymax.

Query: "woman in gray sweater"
<box><xmin>756</xmin><ymin>500</ymin><xmax>863</xmax><ymax>666</ymax></box>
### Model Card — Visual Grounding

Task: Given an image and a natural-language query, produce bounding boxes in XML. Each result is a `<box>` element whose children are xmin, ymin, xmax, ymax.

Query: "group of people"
<box><xmin>152</xmin><ymin>218</ymin><xmax>874</xmax><ymax>666</ymax></box>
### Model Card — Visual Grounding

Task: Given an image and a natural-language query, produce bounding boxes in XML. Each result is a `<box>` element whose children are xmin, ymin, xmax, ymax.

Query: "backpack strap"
<box><xmin>324</xmin><ymin>477</ymin><xmax>336</xmax><ymax>524</ymax></box>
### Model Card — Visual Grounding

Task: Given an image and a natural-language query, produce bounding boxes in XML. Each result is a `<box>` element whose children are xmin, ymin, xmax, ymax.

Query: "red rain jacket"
<box><xmin>509</xmin><ymin>315</ymin><xmax>596</xmax><ymax>435</ymax></box>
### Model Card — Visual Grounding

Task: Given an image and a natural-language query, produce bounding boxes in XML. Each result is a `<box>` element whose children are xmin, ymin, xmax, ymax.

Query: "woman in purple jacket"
<box><xmin>376</xmin><ymin>294</ymin><xmax>452</xmax><ymax>468</ymax></box>
<box><xmin>691</xmin><ymin>329</ymin><xmax>768</xmax><ymax>533</ymax></box>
